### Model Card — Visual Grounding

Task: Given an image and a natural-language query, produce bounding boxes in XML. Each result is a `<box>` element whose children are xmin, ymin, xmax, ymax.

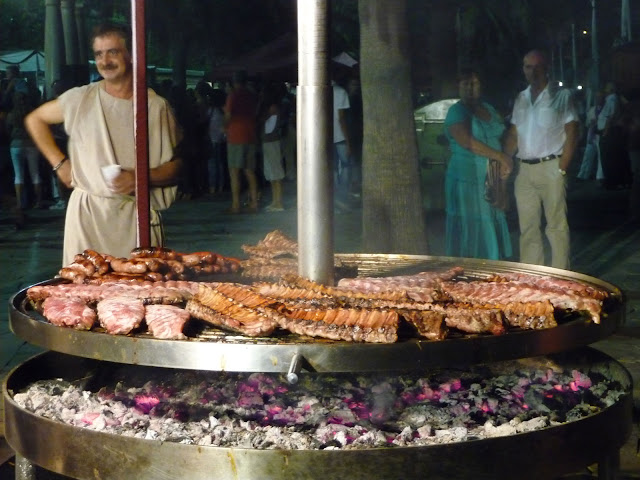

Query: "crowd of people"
<box><xmin>1</xmin><ymin>29</ymin><xmax>638</xmax><ymax>270</ymax></box>
<box><xmin>576</xmin><ymin>81</ymin><xmax>637</xmax><ymax>191</ymax></box>
<box><xmin>0</xmin><ymin>57</ymin><xmax>360</xmax><ymax>234</ymax></box>
<box><xmin>0</xmin><ymin>65</ymin><xmax>49</xmax><ymax>228</ymax></box>
<box><xmin>0</xmin><ymin>22</ymin><xmax>364</xmax><ymax>267</ymax></box>
<box><xmin>156</xmin><ymin>69</ymin><xmax>363</xmax><ymax>215</ymax></box>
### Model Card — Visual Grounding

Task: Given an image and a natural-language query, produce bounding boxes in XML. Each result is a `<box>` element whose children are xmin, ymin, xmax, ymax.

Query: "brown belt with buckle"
<box><xmin>517</xmin><ymin>154</ymin><xmax>559</xmax><ymax>164</ymax></box>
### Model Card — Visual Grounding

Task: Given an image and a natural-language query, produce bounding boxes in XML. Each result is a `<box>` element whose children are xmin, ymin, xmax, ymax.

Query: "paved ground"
<box><xmin>0</xmin><ymin>176</ymin><xmax>639</xmax><ymax>478</ymax></box>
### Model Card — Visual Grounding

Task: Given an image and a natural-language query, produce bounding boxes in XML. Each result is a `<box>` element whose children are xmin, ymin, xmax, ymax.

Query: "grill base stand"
<box><xmin>4</xmin><ymin>452</ymin><xmax>628</xmax><ymax>480</ymax></box>
<box><xmin>3</xmin><ymin>349</ymin><xmax>633</xmax><ymax>480</ymax></box>
<box><xmin>15</xmin><ymin>455</ymin><xmax>35</xmax><ymax>480</ymax></box>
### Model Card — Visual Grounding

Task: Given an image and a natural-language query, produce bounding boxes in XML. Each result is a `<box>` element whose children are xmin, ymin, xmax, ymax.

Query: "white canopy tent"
<box><xmin>1</xmin><ymin>50</ymin><xmax>46</xmax><ymax>93</ymax></box>
<box><xmin>0</xmin><ymin>50</ymin><xmax>45</xmax><ymax>72</ymax></box>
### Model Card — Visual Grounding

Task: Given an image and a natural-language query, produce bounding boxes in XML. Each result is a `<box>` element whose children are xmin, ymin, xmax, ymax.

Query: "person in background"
<box><xmin>260</xmin><ymin>83</ymin><xmax>286</xmax><ymax>212</ymax></box>
<box><xmin>206</xmin><ymin>88</ymin><xmax>227</xmax><ymax>195</ymax></box>
<box><xmin>281</xmin><ymin>82</ymin><xmax>297</xmax><ymax>182</ymax></box>
<box><xmin>1</xmin><ymin>65</ymin><xmax>28</xmax><ymax>111</ymax></box>
<box><xmin>332</xmin><ymin>74</ymin><xmax>352</xmax><ymax>212</ymax></box>
<box><xmin>443</xmin><ymin>68</ymin><xmax>513</xmax><ymax>260</ymax></box>
<box><xmin>346</xmin><ymin>76</ymin><xmax>363</xmax><ymax>199</ymax></box>
<box><xmin>6</xmin><ymin>90</ymin><xmax>42</xmax><ymax>228</ymax></box>
<box><xmin>224</xmin><ymin>70</ymin><xmax>259</xmax><ymax>214</ymax></box>
<box><xmin>503</xmin><ymin>49</ymin><xmax>579</xmax><ymax>270</ymax></box>
<box><xmin>192</xmin><ymin>81</ymin><xmax>215</xmax><ymax>198</ymax></box>
<box><xmin>25</xmin><ymin>22</ymin><xmax>183</xmax><ymax>266</ymax></box>
<box><xmin>597</xmin><ymin>82</ymin><xmax>629</xmax><ymax>190</ymax></box>
<box><xmin>576</xmin><ymin>90</ymin><xmax>603</xmax><ymax>181</ymax></box>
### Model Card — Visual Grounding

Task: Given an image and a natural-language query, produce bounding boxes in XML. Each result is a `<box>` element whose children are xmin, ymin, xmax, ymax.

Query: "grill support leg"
<box><xmin>15</xmin><ymin>454</ymin><xmax>36</xmax><ymax>480</ymax></box>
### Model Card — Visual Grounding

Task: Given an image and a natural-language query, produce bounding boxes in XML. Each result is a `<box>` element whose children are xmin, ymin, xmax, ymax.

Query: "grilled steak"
<box><xmin>97</xmin><ymin>296</ymin><xmax>145</xmax><ymax>335</ymax></box>
<box><xmin>42</xmin><ymin>296</ymin><xmax>96</xmax><ymax>330</ymax></box>
<box><xmin>145</xmin><ymin>304</ymin><xmax>190</xmax><ymax>339</ymax></box>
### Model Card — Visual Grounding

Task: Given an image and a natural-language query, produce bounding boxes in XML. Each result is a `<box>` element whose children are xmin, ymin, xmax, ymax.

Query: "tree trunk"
<box><xmin>358</xmin><ymin>0</ymin><xmax>428</xmax><ymax>254</ymax></box>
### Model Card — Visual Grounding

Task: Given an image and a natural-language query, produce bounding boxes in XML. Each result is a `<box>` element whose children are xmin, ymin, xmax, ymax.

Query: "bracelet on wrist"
<box><xmin>53</xmin><ymin>156</ymin><xmax>68</xmax><ymax>172</ymax></box>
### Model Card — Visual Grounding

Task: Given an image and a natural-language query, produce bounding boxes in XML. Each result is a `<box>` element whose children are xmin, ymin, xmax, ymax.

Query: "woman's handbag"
<box><xmin>485</xmin><ymin>159</ymin><xmax>509</xmax><ymax>211</ymax></box>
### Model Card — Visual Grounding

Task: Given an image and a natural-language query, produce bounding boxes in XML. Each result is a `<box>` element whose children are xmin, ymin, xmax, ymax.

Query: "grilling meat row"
<box><xmin>27</xmin><ymin>264</ymin><xmax>609</xmax><ymax>343</ymax></box>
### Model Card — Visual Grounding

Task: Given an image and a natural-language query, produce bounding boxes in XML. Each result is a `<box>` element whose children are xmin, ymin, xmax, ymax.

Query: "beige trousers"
<box><xmin>514</xmin><ymin>159</ymin><xmax>570</xmax><ymax>269</ymax></box>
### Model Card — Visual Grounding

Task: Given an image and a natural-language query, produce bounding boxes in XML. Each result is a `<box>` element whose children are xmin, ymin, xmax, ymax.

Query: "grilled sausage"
<box><xmin>82</xmin><ymin>249</ymin><xmax>110</xmax><ymax>275</ymax></box>
<box><xmin>109</xmin><ymin>257</ymin><xmax>148</xmax><ymax>274</ymax></box>
<box><xmin>144</xmin><ymin>271</ymin><xmax>164</xmax><ymax>282</ymax></box>
<box><xmin>96</xmin><ymin>273</ymin><xmax>148</xmax><ymax>283</ymax></box>
<box><xmin>130</xmin><ymin>246</ymin><xmax>180</xmax><ymax>261</ymax></box>
<box><xmin>67</xmin><ymin>258</ymin><xmax>96</xmax><ymax>277</ymax></box>
<box><xmin>59</xmin><ymin>266</ymin><xmax>87</xmax><ymax>283</ymax></box>
<box><xmin>164</xmin><ymin>259</ymin><xmax>185</xmax><ymax>274</ymax></box>
<box><xmin>181</xmin><ymin>251</ymin><xmax>216</xmax><ymax>267</ymax></box>
<box><xmin>131</xmin><ymin>257</ymin><xmax>163</xmax><ymax>272</ymax></box>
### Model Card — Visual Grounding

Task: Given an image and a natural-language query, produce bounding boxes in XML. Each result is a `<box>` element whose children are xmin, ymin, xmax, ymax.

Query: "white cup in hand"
<box><xmin>101</xmin><ymin>165</ymin><xmax>121</xmax><ymax>192</ymax></box>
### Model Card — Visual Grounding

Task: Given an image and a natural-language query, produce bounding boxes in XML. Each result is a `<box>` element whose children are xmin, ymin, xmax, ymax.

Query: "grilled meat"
<box><xmin>97</xmin><ymin>296</ymin><xmax>145</xmax><ymax>335</ymax></box>
<box><xmin>42</xmin><ymin>296</ymin><xmax>96</xmax><ymax>330</ymax></box>
<box><xmin>145</xmin><ymin>304</ymin><xmax>190</xmax><ymax>340</ymax></box>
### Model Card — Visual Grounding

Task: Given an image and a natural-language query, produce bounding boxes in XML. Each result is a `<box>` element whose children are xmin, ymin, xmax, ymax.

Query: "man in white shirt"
<box><xmin>26</xmin><ymin>23</ymin><xmax>182</xmax><ymax>266</ymax></box>
<box><xmin>503</xmin><ymin>49</ymin><xmax>579</xmax><ymax>269</ymax></box>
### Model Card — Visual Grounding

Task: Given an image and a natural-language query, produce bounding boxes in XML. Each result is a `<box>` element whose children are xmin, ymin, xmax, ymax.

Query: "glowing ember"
<box><xmin>12</xmin><ymin>360</ymin><xmax>626</xmax><ymax>450</ymax></box>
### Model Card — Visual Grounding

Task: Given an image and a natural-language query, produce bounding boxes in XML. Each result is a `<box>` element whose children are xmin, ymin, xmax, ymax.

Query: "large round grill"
<box><xmin>4</xmin><ymin>255</ymin><xmax>632</xmax><ymax>479</ymax></box>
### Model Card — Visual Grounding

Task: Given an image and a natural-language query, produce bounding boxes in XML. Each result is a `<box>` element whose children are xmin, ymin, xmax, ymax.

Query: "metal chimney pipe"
<box><xmin>296</xmin><ymin>0</ymin><xmax>334</xmax><ymax>284</ymax></box>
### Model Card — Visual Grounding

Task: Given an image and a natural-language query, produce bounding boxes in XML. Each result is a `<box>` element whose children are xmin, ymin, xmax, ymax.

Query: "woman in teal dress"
<box><xmin>444</xmin><ymin>69</ymin><xmax>513</xmax><ymax>259</ymax></box>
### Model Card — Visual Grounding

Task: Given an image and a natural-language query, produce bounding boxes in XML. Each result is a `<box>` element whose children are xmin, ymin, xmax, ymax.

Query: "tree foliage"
<box><xmin>0</xmin><ymin>0</ymin><xmax>46</xmax><ymax>50</ymax></box>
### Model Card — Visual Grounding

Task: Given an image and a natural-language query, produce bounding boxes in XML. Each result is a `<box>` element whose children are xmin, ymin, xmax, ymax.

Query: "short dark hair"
<box><xmin>524</xmin><ymin>49</ymin><xmax>550</xmax><ymax>68</ymax></box>
<box><xmin>91</xmin><ymin>22</ymin><xmax>132</xmax><ymax>51</ymax></box>
<box><xmin>457</xmin><ymin>67</ymin><xmax>482</xmax><ymax>84</ymax></box>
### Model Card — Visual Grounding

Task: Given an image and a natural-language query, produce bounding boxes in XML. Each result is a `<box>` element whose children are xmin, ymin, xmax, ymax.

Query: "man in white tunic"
<box><xmin>26</xmin><ymin>23</ymin><xmax>182</xmax><ymax>266</ymax></box>
<box><xmin>503</xmin><ymin>49</ymin><xmax>578</xmax><ymax>270</ymax></box>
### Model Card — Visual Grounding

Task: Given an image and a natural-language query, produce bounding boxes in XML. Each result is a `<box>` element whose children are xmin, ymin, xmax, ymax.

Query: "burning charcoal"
<box><xmin>134</xmin><ymin>394</ymin><xmax>161</xmax><ymax>414</ymax></box>
<box><xmin>12</xmin><ymin>364</ymin><xmax>626</xmax><ymax>450</ymax></box>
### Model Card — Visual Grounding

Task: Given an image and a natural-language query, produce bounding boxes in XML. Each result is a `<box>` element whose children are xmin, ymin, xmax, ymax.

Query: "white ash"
<box><xmin>12</xmin><ymin>364</ymin><xmax>625</xmax><ymax>451</ymax></box>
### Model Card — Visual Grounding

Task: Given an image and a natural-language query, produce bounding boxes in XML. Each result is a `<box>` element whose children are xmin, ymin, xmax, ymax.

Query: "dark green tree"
<box><xmin>0</xmin><ymin>0</ymin><xmax>46</xmax><ymax>50</ymax></box>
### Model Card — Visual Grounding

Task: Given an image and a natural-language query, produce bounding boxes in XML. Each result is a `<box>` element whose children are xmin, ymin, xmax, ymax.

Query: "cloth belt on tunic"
<box><xmin>517</xmin><ymin>154</ymin><xmax>559</xmax><ymax>164</ymax></box>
